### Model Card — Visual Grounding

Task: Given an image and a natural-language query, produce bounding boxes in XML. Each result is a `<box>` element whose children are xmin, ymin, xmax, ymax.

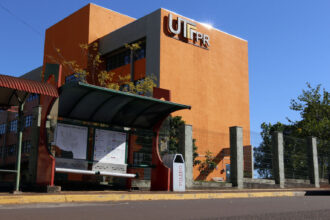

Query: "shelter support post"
<box><xmin>272</xmin><ymin>131</ymin><xmax>285</xmax><ymax>188</ymax></box>
<box><xmin>14</xmin><ymin>102</ymin><xmax>24</xmax><ymax>192</ymax></box>
<box><xmin>307</xmin><ymin>137</ymin><xmax>320</xmax><ymax>188</ymax></box>
<box><xmin>27</xmin><ymin>106</ymin><xmax>42</xmax><ymax>184</ymax></box>
<box><xmin>150</xmin><ymin>118</ymin><xmax>170</xmax><ymax>191</ymax></box>
<box><xmin>230</xmin><ymin>126</ymin><xmax>244</xmax><ymax>189</ymax></box>
<box><xmin>36</xmin><ymin>95</ymin><xmax>57</xmax><ymax>186</ymax></box>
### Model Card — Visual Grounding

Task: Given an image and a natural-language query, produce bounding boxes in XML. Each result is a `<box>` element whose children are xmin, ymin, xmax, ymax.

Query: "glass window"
<box><xmin>27</xmin><ymin>93</ymin><xmax>39</xmax><ymax>102</ymax></box>
<box><xmin>22</xmin><ymin>140</ymin><xmax>31</xmax><ymax>153</ymax></box>
<box><xmin>10</xmin><ymin>120</ymin><xmax>17</xmax><ymax>132</ymax></box>
<box><xmin>133</xmin><ymin>151</ymin><xmax>151</xmax><ymax>165</ymax></box>
<box><xmin>65</xmin><ymin>73</ymin><xmax>86</xmax><ymax>83</ymax></box>
<box><xmin>25</xmin><ymin>115</ymin><xmax>33</xmax><ymax>128</ymax></box>
<box><xmin>0</xmin><ymin>124</ymin><xmax>6</xmax><ymax>134</ymax></box>
<box><xmin>124</xmin><ymin>55</ymin><xmax>130</xmax><ymax>65</ymax></box>
<box><xmin>106</xmin><ymin>40</ymin><xmax>146</xmax><ymax>71</ymax></box>
<box><xmin>133</xmin><ymin>152</ymin><xmax>144</xmax><ymax>164</ymax></box>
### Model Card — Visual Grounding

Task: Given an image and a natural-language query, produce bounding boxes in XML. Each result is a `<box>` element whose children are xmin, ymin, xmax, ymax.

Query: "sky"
<box><xmin>0</xmin><ymin>0</ymin><xmax>329</xmax><ymax>135</ymax></box>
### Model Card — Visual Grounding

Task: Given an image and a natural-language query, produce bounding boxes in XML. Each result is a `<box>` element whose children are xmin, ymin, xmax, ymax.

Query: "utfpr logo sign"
<box><xmin>168</xmin><ymin>13</ymin><xmax>210</xmax><ymax>48</ymax></box>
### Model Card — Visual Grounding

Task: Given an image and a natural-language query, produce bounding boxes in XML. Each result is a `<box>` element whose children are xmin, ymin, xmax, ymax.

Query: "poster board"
<box><xmin>54</xmin><ymin>123</ymin><xmax>88</xmax><ymax>160</ymax></box>
<box><xmin>93</xmin><ymin>129</ymin><xmax>127</xmax><ymax>165</ymax></box>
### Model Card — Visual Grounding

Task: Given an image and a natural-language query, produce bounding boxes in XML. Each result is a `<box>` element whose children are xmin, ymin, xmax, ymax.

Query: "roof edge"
<box><xmin>60</xmin><ymin>82</ymin><xmax>191</xmax><ymax>110</ymax></box>
<box><xmin>161</xmin><ymin>8</ymin><xmax>247</xmax><ymax>42</ymax></box>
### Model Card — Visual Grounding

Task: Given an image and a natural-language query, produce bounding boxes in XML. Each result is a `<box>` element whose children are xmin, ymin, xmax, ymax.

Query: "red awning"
<box><xmin>0</xmin><ymin>74</ymin><xmax>58</xmax><ymax>108</ymax></box>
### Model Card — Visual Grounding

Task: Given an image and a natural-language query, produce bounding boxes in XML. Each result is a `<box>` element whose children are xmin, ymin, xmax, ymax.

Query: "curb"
<box><xmin>0</xmin><ymin>191</ymin><xmax>306</xmax><ymax>205</ymax></box>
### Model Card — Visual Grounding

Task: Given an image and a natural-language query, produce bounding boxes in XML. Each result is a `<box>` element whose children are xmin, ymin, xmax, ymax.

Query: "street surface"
<box><xmin>0</xmin><ymin>196</ymin><xmax>330</xmax><ymax>219</ymax></box>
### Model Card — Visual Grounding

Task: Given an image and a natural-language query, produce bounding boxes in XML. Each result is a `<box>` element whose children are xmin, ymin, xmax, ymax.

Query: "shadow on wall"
<box><xmin>195</xmin><ymin>148</ymin><xmax>229</xmax><ymax>181</ymax></box>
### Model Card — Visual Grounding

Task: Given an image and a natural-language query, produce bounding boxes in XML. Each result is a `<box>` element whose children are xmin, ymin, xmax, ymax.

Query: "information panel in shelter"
<box><xmin>93</xmin><ymin>129</ymin><xmax>127</xmax><ymax>165</ymax></box>
<box><xmin>54</xmin><ymin>123</ymin><xmax>88</xmax><ymax>160</ymax></box>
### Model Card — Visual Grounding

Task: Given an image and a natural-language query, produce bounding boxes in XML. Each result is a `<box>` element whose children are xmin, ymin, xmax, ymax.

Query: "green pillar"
<box><xmin>15</xmin><ymin>102</ymin><xmax>24</xmax><ymax>192</ymax></box>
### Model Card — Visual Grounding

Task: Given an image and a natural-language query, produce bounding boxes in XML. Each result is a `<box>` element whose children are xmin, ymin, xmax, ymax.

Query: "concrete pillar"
<box><xmin>179</xmin><ymin>124</ymin><xmax>193</xmax><ymax>189</ymax></box>
<box><xmin>307</xmin><ymin>137</ymin><xmax>320</xmax><ymax>188</ymax></box>
<box><xmin>229</xmin><ymin>126</ymin><xmax>243</xmax><ymax>189</ymax></box>
<box><xmin>272</xmin><ymin>132</ymin><xmax>285</xmax><ymax>188</ymax></box>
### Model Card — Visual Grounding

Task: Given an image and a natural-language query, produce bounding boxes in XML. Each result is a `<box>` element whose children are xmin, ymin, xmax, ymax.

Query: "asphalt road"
<box><xmin>0</xmin><ymin>196</ymin><xmax>330</xmax><ymax>219</ymax></box>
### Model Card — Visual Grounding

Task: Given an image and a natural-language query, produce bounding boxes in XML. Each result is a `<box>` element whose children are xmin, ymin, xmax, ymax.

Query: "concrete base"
<box><xmin>47</xmin><ymin>185</ymin><xmax>61</xmax><ymax>193</ymax></box>
<box><xmin>285</xmin><ymin>179</ymin><xmax>313</xmax><ymax>188</ymax></box>
<box><xmin>131</xmin><ymin>180</ymin><xmax>151</xmax><ymax>191</ymax></box>
<box><xmin>12</xmin><ymin>190</ymin><xmax>23</xmax><ymax>195</ymax></box>
<box><xmin>243</xmin><ymin>178</ymin><xmax>278</xmax><ymax>189</ymax></box>
<box><xmin>243</xmin><ymin>178</ymin><xmax>317</xmax><ymax>189</ymax></box>
<box><xmin>191</xmin><ymin>181</ymin><xmax>232</xmax><ymax>189</ymax></box>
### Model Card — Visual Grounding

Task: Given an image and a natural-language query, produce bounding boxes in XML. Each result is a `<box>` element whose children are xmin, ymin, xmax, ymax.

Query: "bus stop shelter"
<box><xmin>54</xmin><ymin>82</ymin><xmax>191</xmax><ymax>191</ymax></box>
<box><xmin>0</xmin><ymin>73</ymin><xmax>190</xmax><ymax>191</ymax></box>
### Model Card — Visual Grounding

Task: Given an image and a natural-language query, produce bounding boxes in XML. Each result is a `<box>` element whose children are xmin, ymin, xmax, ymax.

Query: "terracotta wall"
<box><xmin>43</xmin><ymin>3</ymin><xmax>135</xmax><ymax>85</ymax></box>
<box><xmin>108</xmin><ymin>58</ymin><xmax>146</xmax><ymax>82</ymax></box>
<box><xmin>159</xmin><ymin>9</ymin><xmax>250</xmax><ymax>181</ymax></box>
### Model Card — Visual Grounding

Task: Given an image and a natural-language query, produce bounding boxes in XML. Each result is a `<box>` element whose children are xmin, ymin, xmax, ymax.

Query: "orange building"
<box><xmin>43</xmin><ymin>4</ymin><xmax>250</xmax><ymax>182</ymax></box>
<box><xmin>0</xmin><ymin>3</ymin><xmax>250</xmax><ymax>186</ymax></box>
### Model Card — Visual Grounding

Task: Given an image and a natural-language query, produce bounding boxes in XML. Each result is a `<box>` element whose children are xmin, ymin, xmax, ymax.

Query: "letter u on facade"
<box><xmin>168</xmin><ymin>13</ymin><xmax>181</xmax><ymax>35</ymax></box>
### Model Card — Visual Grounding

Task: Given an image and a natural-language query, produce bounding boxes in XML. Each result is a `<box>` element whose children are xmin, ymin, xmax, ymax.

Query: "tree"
<box><xmin>288</xmin><ymin>83</ymin><xmax>329</xmax><ymax>140</ymax></box>
<box><xmin>254</xmin><ymin>122</ymin><xmax>285</xmax><ymax>178</ymax></box>
<box><xmin>47</xmin><ymin>41</ymin><xmax>156</xmax><ymax>95</ymax></box>
<box><xmin>254</xmin><ymin>83</ymin><xmax>329</xmax><ymax>179</ymax></box>
<box><xmin>158</xmin><ymin>116</ymin><xmax>185</xmax><ymax>156</ymax></box>
<box><xmin>288</xmin><ymin>83</ymin><xmax>330</xmax><ymax>179</ymax></box>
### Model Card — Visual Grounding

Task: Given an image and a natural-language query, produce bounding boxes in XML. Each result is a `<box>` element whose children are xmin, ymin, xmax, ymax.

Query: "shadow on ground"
<box><xmin>305</xmin><ymin>190</ymin><xmax>330</xmax><ymax>196</ymax></box>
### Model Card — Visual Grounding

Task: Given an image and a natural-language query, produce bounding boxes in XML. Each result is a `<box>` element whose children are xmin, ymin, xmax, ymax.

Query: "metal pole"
<box><xmin>14</xmin><ymin>102</ymin><xmax>24</xmax><ymax>192</ymax></box>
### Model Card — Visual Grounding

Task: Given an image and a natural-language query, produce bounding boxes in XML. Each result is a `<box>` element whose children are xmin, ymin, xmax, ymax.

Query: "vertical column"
<box><xmin>14</xmin><ymin>102</ymin><xmax>24</xmax><ymax>193</ymax></box>
<box><xmin>28</xmin><ymin>106</ymin><xmax>42</xmax><ymax>184</ymax></box>
<box><xmin>243</xmin><ymin>145</ymin><xmax>253</xmax><ymax>178</ymax></box>
<box><xmin>272</xmin><ymin>132</ymin><xmax>285</xmax><ymax>188</ymax></box>
<box><xmin>307</xmin><ymin>137</ymin><xmax>320</xmax><ymax>188</ymax></box>
<box><xmin>230</xmin><ymin>126</ymin><xmax>243</xmax><ymax>189</ymax></box>
<box><xmin>179</xmin><ymin>124</ymin><xmax>193</xmax><ymax>189</ymax></box>
<box><xmin>151</xmin><ymin>119</ymin><xmax>170</xmax><ymax>191</ymax></box>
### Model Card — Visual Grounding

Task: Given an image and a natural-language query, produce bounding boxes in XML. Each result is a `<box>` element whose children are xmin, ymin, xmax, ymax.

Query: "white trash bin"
<box><xmin>163</xmin><ymin>154</ymin><xmax>185</xmax><ymax>192</ymax></box>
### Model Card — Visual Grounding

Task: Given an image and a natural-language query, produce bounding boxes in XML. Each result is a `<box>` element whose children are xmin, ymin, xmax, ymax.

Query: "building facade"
<box><xmin>0</xmin><ymin>3</ymin><xmax>251</xmax><ymax>185</ymax></box>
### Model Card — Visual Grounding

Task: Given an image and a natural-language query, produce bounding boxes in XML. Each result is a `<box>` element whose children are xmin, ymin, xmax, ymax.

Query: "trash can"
<box><xmin>163</xmin><ymin>154</ymin><xmax>185</xmax><ymax>192</ymax></box>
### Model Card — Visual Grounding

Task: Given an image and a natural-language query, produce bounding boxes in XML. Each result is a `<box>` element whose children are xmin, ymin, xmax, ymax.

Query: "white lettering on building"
<box><xmin>168</xmin><ymin>13</ymin><xmax>210</xmax><ymax>47</ymax></box>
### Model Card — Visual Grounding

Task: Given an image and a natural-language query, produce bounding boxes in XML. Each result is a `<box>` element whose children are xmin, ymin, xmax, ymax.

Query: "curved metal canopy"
<box><xmin>58</xmin><ymin>82</ymin><xmax>191</xmax><ymax>129</ymax></box>
<box><xmin>0</xmin><ymin>74</ymin><xmax>59</xmax><ymax>109</ymax></box>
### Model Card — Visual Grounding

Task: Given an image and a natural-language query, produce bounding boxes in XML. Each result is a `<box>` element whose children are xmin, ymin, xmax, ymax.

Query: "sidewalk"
<box><xmin>0</xmin><ymin>188</ymin><xmax>329</xmax><ymax>205</ymax></box>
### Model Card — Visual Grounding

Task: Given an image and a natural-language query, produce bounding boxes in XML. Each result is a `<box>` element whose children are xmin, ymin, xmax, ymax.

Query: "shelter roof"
<box><xmin>58</xmin><ymin>82</ymin><xmax>191</xmax><ymax>129</ymax></box>
<box><xmin>0</xmin><ymin>74</ymin><xmax>59</xmax><ymax>108</ymax></box>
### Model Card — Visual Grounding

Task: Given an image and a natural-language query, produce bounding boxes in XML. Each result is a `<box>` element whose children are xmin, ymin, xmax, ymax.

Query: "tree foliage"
<box><xmin>288</xmin><ymin>83</ymin><xmax>329</xmax><ymax>141</ymax></box>
<box><xmin>254</xmin><ymin>83</ymin><xmax>330</xmax><ymax>179</ymax></box>
<box><xmin>47</xmin><ymin>41</ymin><xmax>156</xmax><ymax>95</ymax></box>
<box><xmin>254</xmin><ymin>122</ymin><xmax>284</xmax><ymax>178</ymax></box>
<box><xmin>158</xmin><ymin>116</ymin><xmax>185</xmax><ymax>156</ymax></box>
